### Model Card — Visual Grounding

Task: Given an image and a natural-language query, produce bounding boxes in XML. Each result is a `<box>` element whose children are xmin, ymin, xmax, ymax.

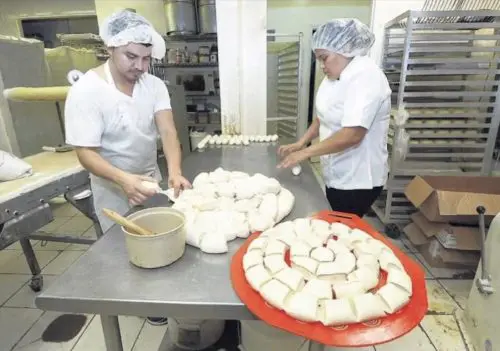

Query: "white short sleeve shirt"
<box><xmin>64</xmin><ymin>69</ymin><xmax>171</xmax><ymax>176</ymax></box>
<box><xmin>315</xmin><ymin>55</ymin><xmax>391</xmax><ymax>190</ymax></box>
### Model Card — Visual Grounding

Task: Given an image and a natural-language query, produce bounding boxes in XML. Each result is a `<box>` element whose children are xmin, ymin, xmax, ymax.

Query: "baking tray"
<box><xmin>230</xmin><ymin>210</ymin><xmax>428</xmax><ymax>348</ymax></box>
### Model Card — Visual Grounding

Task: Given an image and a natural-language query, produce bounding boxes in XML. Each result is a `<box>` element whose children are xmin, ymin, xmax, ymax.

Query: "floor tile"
<box><xmin>5</xmin><ymin>275</ymin><xmax>58</xmax><ymax>309</ymax></box>
<box><xmin>65</xmin><ymin>243</ymin><xmax>91</xmax><ymax>251</ymax></box>
<box><xmin>0</xmin><ymin>249</ymin><xmax>23</xmax><ymax>266</ymax></box>
<box><xmin>420</xmin><ymin>315</ymin><xmax>466</xmax><ymax>351</ymax></box>
<box><xmin>4</xmin><ymin>241</ymin><xmax>23</xmax><ymax>250</ymax></box>
<box><xmin>439</xmin><ymin>279</ymin><xmax>473</xmax><ymax>310</ymax></box>
<box><xmin>72</xmin><ymin>315</ymin><xmax>144</xmax><ymax>351</ymax></box>
<box><xmin>51</xmin><ymin>203</ymin><xmax>79</xmax><ymax>218</ymax></box>
<box><xmin>0</xmin><ymin>307</ymin><xmax>43</xmax><ymax>351</ymax></box>
<box><xmin>32</xmin><ymin>240</ymin><xmax>71</xmax><ymax>251</ymax></box>
<box><xmin>414</xmin><ymin>253</ymin><xmax>475</xmax><ymax>279</ymax></box>
<box><xmin>454</xmin><ymin>309</ymin><xmax>476</xmax><ymax>351</ymax></box>
<box><xmin>132</xmin><ymin>322</ymin><xmax>167</xmax><ymax>351</ymax></box>
<box><xmin>0</xmin><ymin>251</ymin><xmax>60</xmax><ymax>274</ymax></box>
<box><xmin>41</xmin><ymin>251</ymin><xmax>84</xmax><ymax>275</ymax></box>
<box><xmin>53</xmin><ymin>217</ymin><xmax>93</xmax><ymax>235</ymax></box>
<box><xmin>81</xmin><ymin>227</ymin><xmax>97</xmax><ymax>239</ymax></box>
<box><xmin>0</xmin><ymin>274</ymin><xmax>30</xmax><ymax>305</ymax></box>
<box><xmin>13</xmin><ymin>312</ymin><xmax>93</xmax><ymax>351</ymax></box>
<box><xmin>426</xmin><ymin>280</ymin><xmax>460</xmax><ymax>315</ymax></box>
<box><xmin>39</xmin><ymin>218</ymin><xmax>72</xmax><ymax>234</ymax></box>
<box><xmin>400</xmin><ymin>236</ymin><xmax>418</xmax><ymax>253</ymax></box>
<box><xmin>407</xmin><ymin>252</ymin><xmax>433</xmax><ymax>279</ymax></box>
<box><xmin>375</xmin><ymin>325</ymin><xmax>434</xmax><ymax>351</ymax></box>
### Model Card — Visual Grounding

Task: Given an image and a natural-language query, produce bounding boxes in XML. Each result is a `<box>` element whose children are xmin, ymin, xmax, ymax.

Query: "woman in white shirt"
<box><xmin>278</xmin><ymin>18</ymin><xmax>391</xmax><ymax>218</ymax></box>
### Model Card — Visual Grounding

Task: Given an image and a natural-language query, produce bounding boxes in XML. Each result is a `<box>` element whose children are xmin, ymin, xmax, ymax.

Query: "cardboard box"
<box><xmin>419</xmin><ymin>238</ymin><xmax>479</xmax><ymax>268</ymax></box>
<box><xmin>405</xmin><ymin>176</ymin><xmax>500</xmax><ymax>224</ymax></box>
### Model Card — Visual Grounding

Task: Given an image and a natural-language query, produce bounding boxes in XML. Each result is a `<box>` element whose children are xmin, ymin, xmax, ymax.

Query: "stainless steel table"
<box><xmin>36</xmin><ymin>145</ymin><xmax>331</xmax><ymax>351</ymax></box>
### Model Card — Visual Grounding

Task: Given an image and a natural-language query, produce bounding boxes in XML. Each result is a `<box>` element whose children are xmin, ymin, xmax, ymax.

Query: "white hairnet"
<box><xmin>312</xmin><ymin>18</ymin><xmax>375</xmax><ymax>57</ymax></box>
<box><xmin>99</xmin><ymin>10</ymin><xmax>166</xmax><ymax>60</ymax></box>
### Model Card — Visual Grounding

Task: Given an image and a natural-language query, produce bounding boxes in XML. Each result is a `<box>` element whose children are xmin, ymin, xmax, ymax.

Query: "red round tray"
<box><xmin>230</xmin><ymin>210</ymin><xmax>428</xmax><ymax>347</ymax></box>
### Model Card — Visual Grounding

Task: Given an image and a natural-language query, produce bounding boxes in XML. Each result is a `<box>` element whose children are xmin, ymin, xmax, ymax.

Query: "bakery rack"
<box><xmin>373</xmin><ymin>10</ymin><xmax>500</xmax><ymax>228</ymax></box>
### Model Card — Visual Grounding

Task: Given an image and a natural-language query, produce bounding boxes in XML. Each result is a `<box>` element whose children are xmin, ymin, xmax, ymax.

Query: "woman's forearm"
<box><xmin>303</xmin><ymin>127</ymin><xmax>366</xmax><ymax>158</ymax></box>
<box><xmin>298</xmin><ymin>117</ymin><xmax>320</xmax><ymax>147</ymax></box>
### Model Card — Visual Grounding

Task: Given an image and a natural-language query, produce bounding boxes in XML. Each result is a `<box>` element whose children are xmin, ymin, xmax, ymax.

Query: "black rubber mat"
<box><xmin>42</xmin><ymin>314</ymin><xmax>88</xmax><ymax>343</ymax></box>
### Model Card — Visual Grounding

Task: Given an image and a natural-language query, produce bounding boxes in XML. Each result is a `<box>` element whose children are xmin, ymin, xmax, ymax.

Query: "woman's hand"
<box><xmin>168</xmin><ymin>174</ymin><xmax>192</xmax><ymax>197</ymax></box>
<box><xmin>277</xmin><ymin>149</ymin><xmax>309</xmax><ymax>169</ymax></box>
<box><xmin>119</xmin><ymin>174</ymin><xmax>159</xmax><ymax>206</ymax></box>
<box><xmin>277</xmin><ymin>141</ymin><xmax>305</xmax><ymax>157</ymax></box>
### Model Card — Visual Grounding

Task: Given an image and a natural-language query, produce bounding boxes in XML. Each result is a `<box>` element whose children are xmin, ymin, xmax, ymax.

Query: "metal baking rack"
<box><xmin>373</xmin><ymin>10</ymin><xmax>500</xmax><ymax>229</ymax></box>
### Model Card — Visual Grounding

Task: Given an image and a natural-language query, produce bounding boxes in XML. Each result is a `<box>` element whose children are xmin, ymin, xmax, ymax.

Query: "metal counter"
<box><xmin>36</xmin><ymin>144</ymin><xmax>331</xmax><ymax>350</ymax></box>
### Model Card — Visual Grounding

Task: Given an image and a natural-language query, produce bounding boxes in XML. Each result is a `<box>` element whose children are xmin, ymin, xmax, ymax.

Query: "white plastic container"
<box><xmin>122</xmin><ymin>207</ymin><xmax>186</xmax><ymax>269</ymax></box>
<box><xmin>239</xmin><ymin>321</ymin><xmax>306</xmax><ymax>351</ymax></box>
<box><xmin>190</xmin><ymin>131</ymin><xmax>208</xmax><ymax>150</ymax></box>
<box><xmin>167</xmin><ymin>318</ymin><xmax>225</xmax><ymax>350</ymax></box>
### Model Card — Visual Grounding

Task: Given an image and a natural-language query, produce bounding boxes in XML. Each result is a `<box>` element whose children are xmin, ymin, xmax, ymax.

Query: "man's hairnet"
<box><xmin>99</xmin><ymin>10</ymin><xmax>166</xmax><ymax>60</ymax></box>
<box><xmin>312</xmin><ymin>18</ymin><xmax>375</xmax><ymax>57</ymax></box>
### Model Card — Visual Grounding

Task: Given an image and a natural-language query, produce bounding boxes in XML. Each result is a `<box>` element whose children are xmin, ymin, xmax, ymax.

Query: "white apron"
<box><xmin>91</xmin><ymin>62</ymin><xmax>161</xmax><ymax>233</ymax></box>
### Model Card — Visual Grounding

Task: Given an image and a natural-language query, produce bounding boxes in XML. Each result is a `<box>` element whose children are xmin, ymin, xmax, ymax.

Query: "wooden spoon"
<box><xmin>102</xmin><ymin>208</ymin><xmax>154</xmax><ymax>236</ymax></box>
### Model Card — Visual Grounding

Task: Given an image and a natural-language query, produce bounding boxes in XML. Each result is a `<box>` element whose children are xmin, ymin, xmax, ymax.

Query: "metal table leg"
<box><xmin>19</xmin><ymin>238</ymin><xmax>43</xmax><ymax>292</ymax></box>
<box><xmin>100</xmin><ymin>315</ymin><xmax>123</xmax><ymax>351</ymax></box>
<box><xmin>308</xmin><ymin>341</ymin><xmax>325</xmax><ymax>351</ymax></box>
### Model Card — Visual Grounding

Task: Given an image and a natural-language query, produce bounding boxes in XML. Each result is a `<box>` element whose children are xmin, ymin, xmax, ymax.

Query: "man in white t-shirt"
<box><xmin>64</xmin><ymin>10</ymin><xmax>191</xmax><ymax>326</ymax></box>
<box><xmin>278</xmin><ymin>19</ymin><xmax>391</xmax><ymax>218</ymax></box>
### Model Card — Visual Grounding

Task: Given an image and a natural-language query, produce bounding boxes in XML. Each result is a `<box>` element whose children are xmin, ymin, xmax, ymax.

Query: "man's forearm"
<box><xmin>75</xmin><ymin>148</ymin><xmax>128</xmax><ymax>186</ymax></box>
<box><xmin>299</xmin><ymin>118</ymin><xmax>320</xmax><ymax>146</ymax></box>
<box><xmin>302</xmin><ymin>128</ymin><xmax>364</xmax><ymax>158</ymax></box>
<box><xmin>162</xmin><ymin>136</ymin><xmax>182</xmax><ymax>176</ymax></box>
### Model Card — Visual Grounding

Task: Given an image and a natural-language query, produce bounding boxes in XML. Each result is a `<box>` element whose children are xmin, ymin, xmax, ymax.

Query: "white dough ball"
<box><xmin>141</xmin><ymin>180</ymin><xmax>161</xmax><ymax>192</ymax></box>
<box><xmin>292</xmin><ymin>165</ymin><xmax>302</xmax><ymax>176</ymax></box>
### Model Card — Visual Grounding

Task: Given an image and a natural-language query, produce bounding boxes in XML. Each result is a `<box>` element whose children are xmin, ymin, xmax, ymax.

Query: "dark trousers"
<box><xmin>325</xmin><ymin>186</ymin><xmax>383</xmax><ymax>218</ymax></box>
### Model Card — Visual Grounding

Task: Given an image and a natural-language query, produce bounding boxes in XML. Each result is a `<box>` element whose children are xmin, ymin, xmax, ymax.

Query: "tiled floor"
<box><xmin>0</xmin><ymin>193</ymin><xmax>478</xmax><ymax>350</ymax></box>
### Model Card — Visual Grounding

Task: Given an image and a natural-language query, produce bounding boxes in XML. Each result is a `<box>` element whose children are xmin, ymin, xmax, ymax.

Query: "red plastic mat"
<box><xmin>230</xmin><ymin>210</ymin><xmax>428</xmax><ymax>347</ymax></box>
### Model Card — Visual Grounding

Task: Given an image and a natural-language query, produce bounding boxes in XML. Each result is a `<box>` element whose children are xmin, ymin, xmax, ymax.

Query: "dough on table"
<box><xmin>302</xmin><ymin>279</ymin><xmax>333</xmax><ymax>300</ymax></box>
<box><xmin>352</xmin><ymin>293</ymin><xmax>388</xmax><ymax>322</ymax></box>
<box><xmin>233</xmin><ymin>199</ymin><xmax>254</xmax><ymax>213</ymax></box>
<box><xmin>334</xmin><ymin>252</ymin><xmax>357</xmax><ymax>274</ymax></box>
<box><xmin>231</xmin><ymin>171</ymin><xmax>250</xmax><ymax>180</ymax></box>
<box><xmin>356</xmin><ymin>254</ymin><xmax>379</xmax><ymax>270</ymax></box>
<box><xmin>290</xmin><ymin>241</ymin><xmax>312</xmax><ymax>257</ymax></box>
<box><xmin>316</xmin><ymin>262</ymin><xmax>349</xmax><ymax>281</ymax></box>
<box><xmin>261</xmin><ymin>177</ymin><xmax>282</xmax><ymax>195</ymax></box>
<box><xmin>336</xmin><ymin>237</ymin><xmax>355</xmax><ymax>250</ymax></box>
<box><xmin>349</xmin><ymin>229</ymin><xmax>372</xmax><ymax>243</ymax></box>
<box><xmin>300</xmin><ymin>234</ymin><xmax>324</xmax><ymax>248</ymax></box>
<box><xmin>291</xmin><ymin>256</ymin><xmax>318</xmax><ymax>279</ymax></box>
<box><xmin>245</xmin><ymin>264</ymin><xmax>272</xmax><ymax>291</ymax></box>
<box><xmin>265</xmin><ymin>240</ymin><xmax>287</xmax><ymax>256</ymax></box>
<box><xmin>141</xmin><ymin>180</ymin><xmax>161</xmax><ymax>192</ymax></box>
<box><xmin>376</xmin><ymin>283</ymin><xmax>411</xmax><ymax>314</ymax></box>
<box><xmin>276</xmin><ymin>188</ymin><xmax>295</xmax><ymax>222</ymax></box>
<box><xmin>284</xmin><ymin>291</ymin><xmax>319</xmax><ymax>322</ymax></box>
<box><xmin>379</xmin><ymin>250</ymin><xmax>404</xmax><ymax>271</ymax></box>
<box><xmin>348</xmin><ymin>267</ymin><xmax>380</xmax><ymax>291</ymax></box>
<box><xmin>330</xmin><ymin>222</ymin><xmax>352</xmax><ymax>237</ymax></box>
<box><xmin>264</xmin><ymin>255</ymin><xmax>287</xmax><ymax>274</ymax></box>
<box><xmin>216</xmin><ymin>182</ymin><xmax>236</xmax><ymax>198</ymax></box>
<box><xmin>353</xmin><ymin>240</ymin><xmax>384</xmax><ymax>258</ymax></box>
<box><xmin>311</xmin><ymin>219</ymin><xmax>332</xmax><ymax>242</ymax></box>
<box><xmin>276</xmin><ymin>232</ymin><xmax>297</xmax><ymax>247</ymax></box>
<box><xmin>192</xmin><ymin>172</ymin><xmax>210</xmax><ymax>187</ymax></box>
<box><xmin>199</xmin><ymin>232</ymin><xmax>228</xmax><ymax>254</ymax></box>
<box><xmin>333</xmin><ymin>280</ymin><xmax>366</xmax><ymax>298</ymax></box>
<box><xmin>294</xmin><ymin>218</ymin><xmax>312</xmax><ymax>236</ymax></box>
<box><xmin>326</xmin><ymin>239</ymin><xmax>351</xmax><ymax>255</ymax></box>
<box><xmin>273</xmin><ymin>220</ymin><xmax>296</xmax><ymax>236</ymax></box>
<box><xmin>275</xmin><ymin>267</ymin><xmax>306</xmax><ymax>291</ymax></box>
<box><xmin>243</xmin><ymin>250</ymin><xmax>264</xmax><ymax>271</ymax></box>
<box><xmin>387</xmin><ymin>268</ymin><xmax>413</xmax><ymax>294</ymax></box>
<box><xmin>260</xmin><ymin>279</ymin><xmax>291</xmax><ymax>310</ymax></box>
<box><xmin>320</xmin><ymin>298</ymin><xmax>358</xmax><ymax>327</ymax></box>
<box><xmin>248</xmin><ymin>211</ymin><xmax>275</xmax><ymax>232</ymax></box>
<box><xmin>259</xmin><ymin>193</ymin><xmax>279</xmax><ymax>221</ymax></box>
<box><xmin>311</xmin><ymin>247</ymin><xmax>335</xmax><ymax>262</ymax></box>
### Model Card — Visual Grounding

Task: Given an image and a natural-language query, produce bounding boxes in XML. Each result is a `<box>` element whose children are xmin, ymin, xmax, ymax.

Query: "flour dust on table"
<box><xmin>243</xmin><ymin>218</ymin><xmax>413</xmax><ymax>326</ymax></box>
<box><xmin>163</xmin><ymin>167</ymin><xmax>295</xmax><ymax>254</ymax></box>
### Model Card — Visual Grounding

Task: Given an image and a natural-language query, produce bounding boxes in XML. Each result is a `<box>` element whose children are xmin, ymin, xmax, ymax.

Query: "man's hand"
<box><xmin>168</xmin><ymin>174</ymin><xmax>192</xmax><ymax>197</ymax></box>
<box><xmin>119</xmin><ymin>174</ymin><xmax>159</xmax><ymax>206</ymax></box>
<box><xmin>277</xmin><ymin>149</ymin><xmax>309</xmax><ymax>169</ymax></box>
<box><xmin>278</xmin><ymin>141</ymin><xmax>305</xmax><ymax>157</ymax></box>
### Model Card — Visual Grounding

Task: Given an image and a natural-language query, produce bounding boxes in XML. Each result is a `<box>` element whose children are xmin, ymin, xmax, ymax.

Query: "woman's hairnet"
<box><xmin>312</xmin><ymin>18</ymin><xmax>375</xmax><ymax>57</ymax></box>
<box><xmin>99</xmin><ymin>10</ymin><xmax>166</xmax><ymax>60</ymax></box>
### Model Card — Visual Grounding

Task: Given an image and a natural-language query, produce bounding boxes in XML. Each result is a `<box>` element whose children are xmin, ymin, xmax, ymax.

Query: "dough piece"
<box><xmin>265</xmin><ymin>240</ymin><xmax>287</xmax><ymax>256</ymax></box>
<box><xmin>199</xmin><ymin>233</ymin><xmax>228</xmax><ymax>254</ymax></box>
<box><xmin>259</xmin><ymin>193</ymin><xmax>279</xmax><ymax>221</ymax></box>
<box><xmin>333</xmin><ymin>280</ymin><xmax>366</xmax><ymax>298</ymax></box>
<box><xmin>290</xmin><ymin>241</ymin><xmax>311</xmax><ymax>257</ymax></box>
<box><xmin>356</xmin><ymin>254</ymin><xmax>379</xmax><ymax>270</ymax></box>
<box><xmin>294</xmin><ymin>218</ymin><xmax>312</xmax><ymax>236</ymax></box>
<box><xmin>336</xmin><ymin>236</ymin><xmax>355</xmax><ymax>250</ymax></box>
<box><xmin>261</xmin><ymin>177</ymin><xmax>281</xmax><ymax>194</ymax></box>
<box><xmin>379</xmin><ymin>250</ymin><xmax>404</xmax><ymax>271</ymax></box>
<box><xmin>302</xmin><ymin>279</ymin><xmax>333</xmax><ymax>300</ymax></box>
<box><xmin>195</xmin><ymin>184</ymin><xmax>218</xmax><ymax>198</ymax></box>
<box><xmin>330</xmin><ymin>222</ymin><xmax>351</xmax><ymax>237</ymax></box>
<box><xmin>192</xmin><ymin>172</ymin><xmax>210</xmax><ymax>187</ymax></box>
<box><xmin>231</xmin><ymin>171</ymin><xmax>250</xmax><ymax>180</ymax></box>
<box><xmin>248</xmin><ymin>211</ymin><xmax>275</xmax><ymax>232</ymax></box>
<box><xmin>260</xmin><ymin>279</ymin><xmax>291</xmax><ymax>310</ymax></box>
<box><xmin>291</xmin><ymin>256</ymin><xmax>318</xmax><ymax>279</ymax></box>
<box><xmin>276</xmin><ymin>232</ymin><xmax>297</xmax><ymax>247</ymax></box>
<box><xmin>276</xmin><ymin>188</ymin><xmax>295</xmax><ymax>222</ymax></box>
<box><xmin>234</xmin><ymin>199</ymin><xmax>255</xmax><ymax>213</ymax></box>
<box><xmin>301</xmin><ymin>234</ymin><xmax>324</xmax><ymax>248</ymax></box>
<box><xmin>316</xmin><ymin>262</ymin><xmax>348</xmax><ymax>282</ymax></box>
<box><xmin>387</xmin><ymin>268</ymin><xmax>413</xmax><ymax>294</ymax></box>
<box><xmin>349</xmin><ymin>229</ymin><xmax>372</xmax><ymax>243</ymax></box>
<box><xmin>320</xmin><ymin>299</ymin><xmax>357</xmax><ymax>327</ymax></box>
<box><xmin>273</xmin><ymin>220</ymin><xmax>295</xmax><ymax>236</ymax></box>
<box><xmin>209</xmin><ymin>168</ymin><xmax>230</xmax><ymax>183</ymax></box>
<box><xmin>141</xmin><ymin>180</ymin><xmax>161</xmax><ymax>192</ymax></box>
<box><xmin>275</xmin><ymin>267</ymin><xmax>306</xmax><ymax>291</ymax></box>
<box><xmin>326</xmin><ymin>239</ymin><xmax>351</xmax><ymax>255</ymax></box>
<box><xmin>218</xmin><ymin>197</ymin><xmax>235</xmax><ymax>211</ymax></box>
<box><xmin>193</xmin><ymin>197</ymin><xmax>219</xmax><ymax>211</ymax></box>
<box><xmin>377</xmin><ymin>283</ymin><xmax>411</xmax><ymax>313</ymax></box>
<box><xmin>311</xmin><ymin>247</ymin><xmax>335</xmax><ymax>262</ymax></box>
<box><xmin>234</xmin><ymin>220</ymin><xmax>251</xmax><ymax>239</ymax></box>
<box><xmin>185</xmin><ymin>212</ymin><xmax>202</xmax><ymax>248</ymax></box>
<box><xmin>311</xmin><ymin>219</ymin><xmax>332</xmax><ymax>241</ymax></box>
<box><xmin>245</xmin><ymin>264</ymin><xmax>272</xmax><ymax>291</ymax></box>
<box><xmin>284</xmin><ymin>292</ymin><xmax>319</xmax><ymax>322</ymax></box>
<box><xmin>264</xmin><ymin>255</ymin><xmax>287</xmax><ymax>274</ymax></box>
<box><xmin>352</xmin><ymin>293</ymin><xmax>388</xmax><ymax>322</ymax></box>
<box><xmin>247</xmin><ymin>237</ymin><xmax>268</xmax><ymax>252</ymax></box>
<box><xmin>335</xmin><ymin>252</ymin><xmax>357</xmax><ymax>274</ymax></box>
<box><xmin>216</xmin><ymin>182</ymin><xmax>236</xmax><ymax>198</ymax></box>
<box><xmin>243</xmin><ymin>251</ymin><xmax>264</xmax><ymax>271</ymax></box>
<box><xmin>353</xmin><ymin>240</ymin><xmax>384</xmax><ymax>258</ymax></box>
<box><xmin>348</xmin><ymin>267</ymin><xmax>380</xmax><ymax>291</ymax></box>
<box><xmin>235</xmin><ymin>182</ymin><xmax>258</xmax><ymax>200</ymax></box>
